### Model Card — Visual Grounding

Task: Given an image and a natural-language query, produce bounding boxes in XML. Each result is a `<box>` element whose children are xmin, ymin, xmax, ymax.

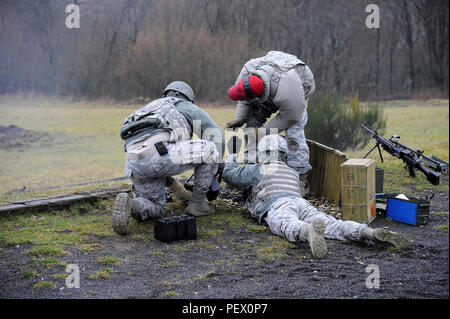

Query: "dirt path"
<box><xmin>0</xmin><ymin>191</ymin><xmax>448</xmax><ymax>299</ymax></box>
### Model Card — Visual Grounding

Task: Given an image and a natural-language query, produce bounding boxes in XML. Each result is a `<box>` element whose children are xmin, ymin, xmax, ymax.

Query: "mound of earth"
<box><xmin>0</xmin><ymin>125</ymin><xmax>50</xmax><ymax>149</ymax></box>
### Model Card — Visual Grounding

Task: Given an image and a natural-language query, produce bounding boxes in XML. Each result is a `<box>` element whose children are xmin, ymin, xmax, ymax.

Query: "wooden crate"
<box><xmin>340</xmin><ymin>159</ymin><xmax>376</xmax><ymax>224</ymax></box>
<box><xmin>306</xmin><ymin>139</ymin><xmax>347</xmax><ymax>205</ymax></box>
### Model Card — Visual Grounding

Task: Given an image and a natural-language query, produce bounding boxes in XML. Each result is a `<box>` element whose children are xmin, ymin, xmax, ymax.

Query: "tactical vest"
<box><xmin>245</xmin><ymin>51</ymin><xmax>306</xmax><ymax>102</ymax></box>
<box><xmin>260</xmin><ymin>50</ymin><xmax>306</xmax><ymax>73</ymax></box>
<box><xmin>253</xmin><ymin>161</ymin><xmax>302</xmax><ymax>203</ymax></box>
<box><xmin>121</xmin><ymin>97</ymin><xmax>192</xmax><ymax>146</ymax></box>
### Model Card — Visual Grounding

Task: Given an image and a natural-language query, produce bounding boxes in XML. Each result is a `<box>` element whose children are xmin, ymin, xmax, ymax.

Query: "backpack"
<box><xmin>120</xmin><ymin>97</ymin><xmax>191</xmax><ymax>144</ymax></box>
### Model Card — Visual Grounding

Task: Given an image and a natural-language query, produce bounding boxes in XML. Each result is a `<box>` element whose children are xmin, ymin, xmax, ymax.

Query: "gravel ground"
<box><xmin>0</xmin><ymin>189</ymin><xmax>448</xmax><ymax>299</ymax></box>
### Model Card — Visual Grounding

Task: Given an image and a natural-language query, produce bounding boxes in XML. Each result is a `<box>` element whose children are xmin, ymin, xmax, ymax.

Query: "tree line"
<box><xmin>0</xmin><ymin>0</ymin><xmax>448</xmax><ymax>102</ymax></box>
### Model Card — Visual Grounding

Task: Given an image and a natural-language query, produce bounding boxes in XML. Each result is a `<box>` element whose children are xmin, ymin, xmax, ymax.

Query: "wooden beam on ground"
<box><xmin>0</xmin><ymin>187</ymin><xmax>131</xmax><ymax>216</ymax></box>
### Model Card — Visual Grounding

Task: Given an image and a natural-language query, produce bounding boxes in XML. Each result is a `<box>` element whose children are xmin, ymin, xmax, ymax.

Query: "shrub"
<box><xmin>305</xmin><ymin>93</ymin><xmax>386</xmax><ymax>151</ymax></box>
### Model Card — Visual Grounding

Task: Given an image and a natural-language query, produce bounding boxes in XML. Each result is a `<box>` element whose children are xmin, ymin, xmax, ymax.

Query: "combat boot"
<box><xmin>186</xmin><ymin>191</ymin><xmax>215</xmax><ymax>217</ymax></box>
<box><xmin>112</xmin><ymin>193</ymin><xmax>142</xmax><ymax>235</ymax></box>
<box><xmin>167</xmin><ymin>178</ymin><xmax>192</xmax><ymax>204</ymax></box>
<box><xmin>299</xmin><ymin>218</ymin><xmax>327</xmax><ymax>258</ymax></box>
<box><xmin>361</xmin><ymin>227</ymin><xmax>408</xmax><ymax>248</ymax></box>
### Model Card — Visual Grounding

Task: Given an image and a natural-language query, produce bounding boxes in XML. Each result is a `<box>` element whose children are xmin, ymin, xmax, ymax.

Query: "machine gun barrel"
<box><xmin>361</xmin><ymin>124</ymin><xmax>376</xmax><ymax>136</ymax></box>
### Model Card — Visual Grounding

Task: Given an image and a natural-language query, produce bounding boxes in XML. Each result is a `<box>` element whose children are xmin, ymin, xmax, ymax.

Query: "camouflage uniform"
<box><xmin>129</xmin><ymin>140</ymin><xmax>218</xmax><ymax>220</ymax></box>
<box><xmin>285</xmin><ymin>104</ymin><xmax>311</xmax><ymax>174</ymax></box>
<box><xmin>231</xmin><ymin>51</ymin><xmax>315</xmax><ymax>174</ymax></box>
<box><xmin>123</xmin><ymin>97</ymin><xmax>221</xmax><ymax>220</ymax></box>
<box><xmin>223</xmin><ymin>155</ymin><xmax>368</xmax><ymax>244</ymax></box>
<box><xmin>265</xmin><ymin>196</ymin><xmax>366</xmax><ymax>243</ymax></box>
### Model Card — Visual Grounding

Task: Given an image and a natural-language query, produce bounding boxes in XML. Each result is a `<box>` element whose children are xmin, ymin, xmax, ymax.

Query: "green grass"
<box><xmin>255</xmin><ymin>235</ymin><xmax>299</xmax><ymax>262</ymax></box>
<box><xmin>168</xmin><ymin>261</ymin><xmax>180</xmax><ymax>266</ymax></box>
<box><xmin>0</xmin><ymin>97</ymin><xmax>447</xmax><ymax>267</ymax></box>
<box><xmin>33</xmin><ymin>281</ymin><xmax>54</xmax><ymax>289</ymax></box>
<box><xmin>435</xmin><ymin>224</ymin><xmax>449</xmax><ymax>233</ymax></box>
<box><xmin>22</xmin><ymin>269</ymin><xmax>37</xmax><ymax>279</ymax></box>
<box><xmin>78</xmin><ymin>243</ymin><xmax>104</xmax><ymax>252</ymax></box>
<box><xmin>164</xmin><ymin>290</ymin><xmax>179</xmax><ymax>297</ymax></box>
<box><xmin>89</xmin><ymin>267</ymin><xmax>114</xmax><ymax>279</ymax></box>
<box><xmin>247</xmin><ymin>224</ymin><xmax>268</xmax><ymax>232</ymax></box>
<box><xmin>26</xmin><ymin>245</ymin><xmax>68</xmax><ymax>257</ymax></box>
<box><xmin>434</xmin><ymin>212</ymin><xmax>449</xmax><ymax>217</ymax></box>
<box><xmin>97</xmin><ymin>256</ymin><xmax>121</xmax><ymax>265</ymax></box>
<box><xmin>0</xmin><ymin>200</ymin><xmax>115</xmax><ymax>246</ymax></box>
<box><xmin>1</xmin><ymin>96</ymin><xmax>447</xmax><ymax>200</ymax></box>
<box><xmin>31</xmin><ymin>257</ymin><xmax>67</xmax><ymax>267</ymax></box>
<box><xmin>0</xmin><ymin>96</ymin><xmax>135</xmax><ymax>196</ymax></box>
<box><xmin>346</xmin><ymin>101</ymin><xmax>449</xmax><ymax>194</ymax></box>
<box><xmin>0</xmin><ymin>198</ymin><xmax>159</xmax><ymax>254</ymax></box>
<box><xmin>51</xmin><ymin>273</ymin><xmax>68</xmax><ymax>280</ymax></box>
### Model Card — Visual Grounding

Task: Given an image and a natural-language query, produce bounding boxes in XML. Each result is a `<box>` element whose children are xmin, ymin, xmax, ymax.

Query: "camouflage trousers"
<box><xmin>263</xmin><ymin>196</ymin><xmax>367</xmax><ymax>243</ymax></box>
<box><xmin>244</xmin><ymin>102</ymin><xmax>312</xmax><ymax>174</ymax></box>
<box><xmin>286</xmin><ymin>102</ymin><xmax>311</xmax><ymax>175</ymax></box>
<box><xmin>126</xmin><ymin>139</ymin><xmax>219</xmax><ymax>220</ymax></box>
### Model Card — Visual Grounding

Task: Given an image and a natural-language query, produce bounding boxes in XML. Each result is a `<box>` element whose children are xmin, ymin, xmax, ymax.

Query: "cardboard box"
<box><xmin>340</xmin><ymin>159</ymin><xmax>376</xmax><ymax>224</ymax></box>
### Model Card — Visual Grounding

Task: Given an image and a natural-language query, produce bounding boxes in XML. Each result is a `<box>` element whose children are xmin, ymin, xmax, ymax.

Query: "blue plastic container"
<box><xmin>386</xmin><ymin>195</ymin><xmax>430</xmax><ymax>226</ymax></box>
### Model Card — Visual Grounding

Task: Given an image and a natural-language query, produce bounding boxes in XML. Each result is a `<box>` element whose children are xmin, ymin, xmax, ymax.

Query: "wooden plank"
<box><xmin>0</xmin><ymin>188</ymin><xmax>130</xmax><ymax>215</ymax></box>
<box><xmin>306</xmin><ymin>139</ymin><xmax>347</xmax><ymax>205</ymax></box>
<box><xmin>0</xmin><ymin>194</ymin><xmax>77</xmax><ymax>206</ymax></box>
<box><xmin>327</xmin><ymin>149</ymin><xmax>347</xmax><ymax>204</ymax></box>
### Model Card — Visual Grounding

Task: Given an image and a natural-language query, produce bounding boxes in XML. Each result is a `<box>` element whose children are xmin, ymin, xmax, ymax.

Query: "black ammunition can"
<box><xmin>176</xmin><ymin>216</ymin><xmax>187</xmax><ymax>240</ymax></box>
<box><xmin>154</xmin><ymin>215</ymin><xmax>197</xmax><ymax>243</ymax></box>
<box><xmin>185</xmin><ymin>216</ymin><xmax>197</xmax><ymax>240</ymax></box>
<box><xmin>154</xmin><ymin>217</ymin><xmax>177</xmax><ymax>243</ymax></box>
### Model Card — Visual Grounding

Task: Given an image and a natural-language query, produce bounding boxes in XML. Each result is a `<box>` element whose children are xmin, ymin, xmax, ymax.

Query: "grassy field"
<box><xmin>0</xmin><ymin>96</ymin><xmax>448</xmax><ymax>202</ymax></box>
<box><xmin>347</xmin><ymin>100</ymin><xmax>449</xmax><ymax>193</ymax></box>
<box><xmin>0</xmin><ymin>96</ymin><xmax>448</xmax><ymax>299</ymax></box>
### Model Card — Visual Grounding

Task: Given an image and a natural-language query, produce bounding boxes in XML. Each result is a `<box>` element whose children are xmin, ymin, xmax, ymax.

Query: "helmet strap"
<box><xmin>243</xmin><ymin>76</ymin><xmax>253</xmax><ymax>98</ymax></box>
<box><xmin>164</xmin><ymin>90</ymin><xmax>188</xmax><ymax>101</ymax></box>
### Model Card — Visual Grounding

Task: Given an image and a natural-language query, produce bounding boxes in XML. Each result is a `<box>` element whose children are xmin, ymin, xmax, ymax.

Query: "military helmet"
<box><xmin>257</xmin><ymin>134</ymin><xmax>288</xmax><ymax>155</ymax></box>
<box><xmin>162</xmin><ymin>81</ymin><xmax>195</xmax><ymax>103</ymax></box>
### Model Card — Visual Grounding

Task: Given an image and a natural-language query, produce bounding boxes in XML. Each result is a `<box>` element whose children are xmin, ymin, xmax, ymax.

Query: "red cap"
<box><xmin>228</xmin><ymin>75</ymin><xmax>264</xmax><ymax>101</ymax></box>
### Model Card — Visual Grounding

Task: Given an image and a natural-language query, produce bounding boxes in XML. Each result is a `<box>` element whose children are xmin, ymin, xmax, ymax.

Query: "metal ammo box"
<box><xmin>154</xmin><ymin>215</ymin><xmax>197</xmax><ymax>243</ymax></box>
<box><xmin>386</xmin><ymin>194</ymin><xmax>431</xmax><ymax>226</ymax></box>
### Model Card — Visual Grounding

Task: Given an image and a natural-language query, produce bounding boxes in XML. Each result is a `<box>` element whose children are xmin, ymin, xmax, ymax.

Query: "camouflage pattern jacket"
<box><xmin>233</xmin><ymin>51</ymin><xmax>315</xmax><ymax>132</ymax></box>
<box><xmin>223</xmin><ymin>156</ymin><xmax>302</xmax><ymax>223</ymax></box>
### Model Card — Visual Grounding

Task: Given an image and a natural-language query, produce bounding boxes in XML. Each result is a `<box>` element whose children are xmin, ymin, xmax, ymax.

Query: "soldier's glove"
<box><xmin>226</xmin><ymin>119</ymin><xmax>244</xmax><ymax>129</ymax></box>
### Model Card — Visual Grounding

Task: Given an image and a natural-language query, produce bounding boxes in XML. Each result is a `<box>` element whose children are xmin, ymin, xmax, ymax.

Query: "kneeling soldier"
<box><xmin>113</xmin><ymin>81</ymin><xmax>225</xmax><ymax>235</ymax></box>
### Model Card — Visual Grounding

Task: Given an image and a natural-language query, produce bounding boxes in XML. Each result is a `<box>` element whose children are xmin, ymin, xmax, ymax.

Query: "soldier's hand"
<box><xmin>226</xmin><ymin>154</ymin><xmax>238</xmax><ymax>163</ymax></box>
<box><xmin>226</xmin><ymin>119</ymin><xmax>244</xmax><ymax>129</ymax></box>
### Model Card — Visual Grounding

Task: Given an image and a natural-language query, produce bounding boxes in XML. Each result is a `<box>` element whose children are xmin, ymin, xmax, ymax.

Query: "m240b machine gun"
<box><xmin>361</xmin><ymin>124</ymin><xmax>448</xmax><ymax>186</ymax></box>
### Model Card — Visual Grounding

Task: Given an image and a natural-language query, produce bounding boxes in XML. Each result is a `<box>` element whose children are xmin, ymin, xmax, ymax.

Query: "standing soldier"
<box><xmin>226</xmin><ymin>51</ymin><xmax>315</xmax><ymax>196</ymax></box>
<box><xmin>223</xmin><ymin>135</ymin><xmax>408</xmax><ymax>258</ymax></box>
<box><xmin>113</xmin><ymin>81</ymin><xmax>225</xmax><ymax>235</ymax></box>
